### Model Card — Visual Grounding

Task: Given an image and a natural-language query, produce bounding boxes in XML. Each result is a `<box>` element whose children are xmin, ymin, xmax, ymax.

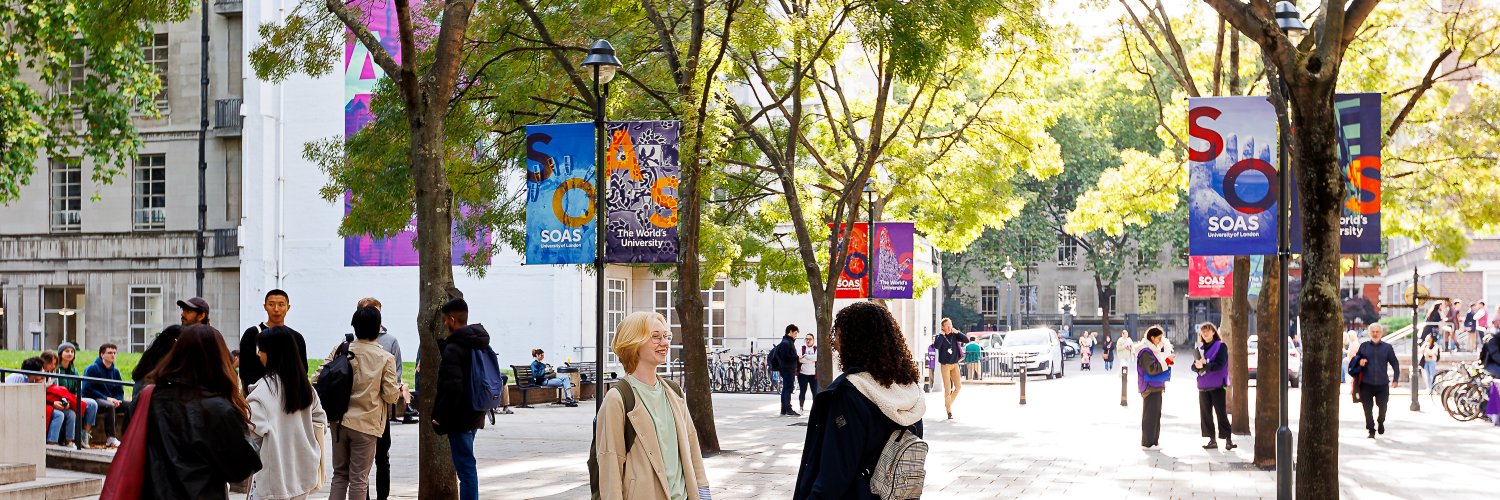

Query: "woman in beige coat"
<box><xmin>593</xmin><ymin>311</ymin><xmax>711</xmax><ymax>500</ymax></box>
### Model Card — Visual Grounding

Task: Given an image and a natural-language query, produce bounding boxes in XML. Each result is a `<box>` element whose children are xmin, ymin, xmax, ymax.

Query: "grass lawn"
<box><xmin>2</xmin><ymin>350</ymin><xmax>419</xmax><ymax>393</ymax></box>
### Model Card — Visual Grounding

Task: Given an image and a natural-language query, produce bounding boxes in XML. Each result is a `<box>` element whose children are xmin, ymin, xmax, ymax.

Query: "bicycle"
<box><xmin>1440</xmin><ymin>362</ymin><xmax>1494</xmax><ymax>422</ymax></box>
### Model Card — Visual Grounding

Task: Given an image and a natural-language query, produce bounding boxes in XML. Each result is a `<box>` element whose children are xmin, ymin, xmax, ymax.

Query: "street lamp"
<box><xmin>864</xmin><ymin>179</ymin><xmax>877</xmax><ymax>301</ymax></box>
<box><xmin>582</xmin><ymin>39</ymin><xmax>622</xmax><ymax>412</ymax></box>
<box><xmin>1002</xmin><ymin>261</ymin><xmax>1016</xmax><ymax>330</ymax></box>
<box><xmin>1273</xmin><ymin>2</ymin><xmax>1305</xmax><ymax>499</ymax></box>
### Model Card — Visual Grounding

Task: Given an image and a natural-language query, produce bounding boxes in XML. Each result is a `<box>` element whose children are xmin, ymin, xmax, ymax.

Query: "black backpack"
<box><xmin>315</xmin><ymin>341</ymin><xmax>355</xmax><ymax>422</ymax></box>
<box><xmin>587</xmin><ymin>379</ymin><xmax>684</xmax><ymax>499</ymax></box>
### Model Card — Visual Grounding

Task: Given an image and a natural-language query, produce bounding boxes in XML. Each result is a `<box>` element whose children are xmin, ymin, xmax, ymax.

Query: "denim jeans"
<box><xmin>1423</xmin><ymin>360</ymin><xmax>1438</xmax><ymax>390</ymax></box>
<box><xmin>80</xmin><ymin>397</ymin><xmax>98</xmax><ymax>427</ymax></box>
<box><xmin>47</xmin><ymin>408</ymin><xmax>76</xmax><ymax>443</ymax></box>
<box><xmin>542</xmin><ymin>376</ymin><xmax>575</xmax><ymax>400</ymax></box>
<box><xmin>449</xmin><ymin>430</ymin><xmax>478</xmax><ymax>500</ymax></box>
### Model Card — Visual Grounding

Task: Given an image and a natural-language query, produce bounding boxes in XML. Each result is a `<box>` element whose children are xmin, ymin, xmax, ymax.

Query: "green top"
<box><xmin>964</xmin><ymin>342</ymin><xmax>983</xmax><ymax>363</ymax></box>
<box><xmin>55</xmin><ymin>363</ymin><xmax>81</xmax><ymax>395</ymax></box>
<box><xmin>625</xmin><ymin>374</ymin><xmax>687</xmax><ymax>500</ymax></box>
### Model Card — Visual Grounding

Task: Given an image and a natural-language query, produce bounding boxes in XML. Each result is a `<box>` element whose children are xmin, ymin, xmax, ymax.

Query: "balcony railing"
<box><xmin>213</xmin><ymin>97</ymin><xmax>242</xmax><ymax>137</ymax></box>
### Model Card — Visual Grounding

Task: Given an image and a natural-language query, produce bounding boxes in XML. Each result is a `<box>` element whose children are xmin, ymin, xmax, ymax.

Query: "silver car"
<box><xmin>982</xmin><ymin>328</ymin><xmax>1066</xmax><ymax>379</ymax></box>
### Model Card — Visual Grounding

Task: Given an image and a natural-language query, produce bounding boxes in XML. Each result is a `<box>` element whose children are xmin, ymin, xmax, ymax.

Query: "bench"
<box><xmin>509</xmin><ymin>365</ymin><xmax>563</xmax><ymax>408</ymax></box>
<box><xmin>573</xmin><ymin>362</ymin><xmax>618</xmax><ymax>401</ymax></box>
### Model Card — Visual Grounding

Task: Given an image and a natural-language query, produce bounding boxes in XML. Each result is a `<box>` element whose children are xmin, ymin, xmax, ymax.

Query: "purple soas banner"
<box><xmin>604</xmin><ymin>121</ymin><xmax>680</xmax><ymax>263</ymax></box>
<box><xmin>870</xmin><ymin>222</ymin><xmax>915</xmax><ymax>299</ymax></box>
<box><xmin>1288</xmin><ymin>92</ymin><xmax>1382</xmax><ymax>254</ymax></box>
<box><xmin>342</xmin><ymin>0</ymin><xmax>487</xmax><ymax>266</ymax></box>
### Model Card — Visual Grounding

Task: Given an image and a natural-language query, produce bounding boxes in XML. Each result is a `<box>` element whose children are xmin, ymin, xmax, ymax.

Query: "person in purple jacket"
<box><xmin>1193</xmin><ymin>323</ymin><xmax>1234</xmax><ymax>450</ymax></box>
<box><xmin>1137</xmin><ymin>326</ymin><xmax>1172</xmax><ymax>449</ymax></box>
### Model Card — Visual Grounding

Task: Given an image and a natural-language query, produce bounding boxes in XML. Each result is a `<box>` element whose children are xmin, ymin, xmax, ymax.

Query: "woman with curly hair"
<box><xmin>794</xmin><ymin>301</ymin><xmax>926</xmax><ymax>500</ymax></box>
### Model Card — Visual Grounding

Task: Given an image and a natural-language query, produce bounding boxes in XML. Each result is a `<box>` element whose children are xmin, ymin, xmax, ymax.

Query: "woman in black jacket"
<box><xmin>140</xmin><ymin>324</ymin><xmax>262</xmax><ymax>499</ymax></box>
<box><xmin>794</xmin><ymin>301</ymin><xmax>926</xmax><ymax>500</ymax></box>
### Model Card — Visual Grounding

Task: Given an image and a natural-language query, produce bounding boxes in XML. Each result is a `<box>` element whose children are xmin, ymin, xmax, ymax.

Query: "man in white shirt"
<box><xmin>796</xmin><ymin>333</ymin><xmax>818</xmax><ymax>412</ymax></box>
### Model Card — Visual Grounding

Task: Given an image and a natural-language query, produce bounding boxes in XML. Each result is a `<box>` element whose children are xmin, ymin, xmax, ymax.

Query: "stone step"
<box><xmin>0</xmin><ymin>470</ymin><xmax>102</xmax><ymax>500</ymax></box>
<box><xmin>45</xmin><ymin>447</ymin><xmax>113</xmax><ymax>476</ymax></box>
<box><xmin>0</xmin><ymin>464</ymin><xmax>37</xmax><ymax>487</ymax></box>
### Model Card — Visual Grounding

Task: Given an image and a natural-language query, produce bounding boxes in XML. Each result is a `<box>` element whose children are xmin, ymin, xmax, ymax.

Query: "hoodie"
<box><xmin>794</xmin><ymin>370</ymin><xmax>925</xmax><ymax>500</ymax></box>
<box><xmin>82</xmin><ymin>356</ymin><xmax>124</xmax><ymax>401</ymax></box>
<box><xmin>433</xmin><ymin>323</ymin><xmax>492</xmax><ymax>435</ymax></box>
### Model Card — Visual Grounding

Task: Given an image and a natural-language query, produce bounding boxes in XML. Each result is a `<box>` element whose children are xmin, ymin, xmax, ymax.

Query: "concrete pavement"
<box><xmin>310</xmin><ymin>356</ymin><xmax>1499</xmax><ymax>499</ymax></box>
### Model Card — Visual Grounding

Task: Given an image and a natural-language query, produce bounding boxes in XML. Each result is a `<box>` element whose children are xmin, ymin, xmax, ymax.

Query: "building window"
<box><xmin>58</xmin><ymin>51</ymin><xmax>86</xmax><ymax>107</ymax></box>
<box><xmin>51</xmin><ymin>158</ymin><xmax>82</xmax><ymax>232</ymax></box>
<box><xmin>143</xmin><ymin>33</ymin><xmax>169</xmax><ymax>111</ymax></box>
<box><xmin>1107</xmin><ymin>292</ymin><xmax>1118</xmax><ymax>313</ymax></box>
<box><xmin>1138</xmin><ymin>285</ymin><xmax>1158</xmax><ymax>314</ymax></box>
<box><xmin>1057</xmin><ymin>285</ymin><xmax>1078</xmax><ymax>314</ymax></box>
<box><xmin>1056</xmin><ymin>235</ymin><xmax>1079</xmax><ymax>267</ymax></box>
<box><xmin>980</xmin><ymin>286</ymin><xmax>999</xmax><ymax>322</ymax></box>
<box><xmin>1019</xmin><ymin>285</ymin><xmax>1037</xmax><ymax>316</ymax></box>
<box><xmin>128</xmin><ymin>286</ymin><xmax>164</xmax><ymax>353</ymax></box>
<box><xmin>654</xmin><ymin>279</ymin><xmax>728</xmax><ymax>348</ymax></box>
<box><xmin>43</xmin><ymin>287</ymin><xmax>85</xmax><ymax>349</ymax></box>
<box><xmin>133</xmin><ymin>154</ymin><xmax>166</xmax><ymax>230</ymax></box>
<box><xmin>604</xmin><ymin>279</ymin><xmax>626</xmax><ymax>365</ymax></box>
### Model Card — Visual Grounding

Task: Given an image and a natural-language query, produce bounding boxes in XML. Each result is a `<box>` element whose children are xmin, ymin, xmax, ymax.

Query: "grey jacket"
<box><xmin>376</xmin><ymin>328</ymin><xmax>403</xmax><ymax>379</ymax></box>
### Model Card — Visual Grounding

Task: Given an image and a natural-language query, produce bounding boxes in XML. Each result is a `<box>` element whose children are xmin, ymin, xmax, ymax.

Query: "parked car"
<box><xmin>1246</xmin><ymin>335</ymin><xmax>1303</xmax><ymax>388</ymax></box>
<box><xmin>1061</xmin><ymin>338</ymin><xmax>1080</xmax><ymax>359</ymax></box>
<box><xmin>982</xmin><ymin>328</ymin><xmax>1065</xmax><ymax>379</ymax></box>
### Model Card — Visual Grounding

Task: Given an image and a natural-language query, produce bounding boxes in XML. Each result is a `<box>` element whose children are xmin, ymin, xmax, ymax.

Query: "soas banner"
<box><xmin>525</xmin><ymin>122</ymin><xmax>597</xmax><ymax>265</ymax></box>
<box><xmin>1188</xmin><ymin>94</ymin><xmax>1382</xmax><ymax>257</ymax></box>
<box><xmin>870</xmin><ymin>222</ymin><xmax>915</xmax><ymax>299</ymax></box>
<box><xmin>1188</xmin><ymin>96</ymin><xmax>1279</xmax><ymax>256</ymax></box>
<box><xmin>604</xmin><ymin>121</ymin><xmax>681</xmax><ymax>263</ymax></box>
<box><xmin>1189</xmin><ymin>256</ymin><xmax>1235</xmax><ymax>298</ymax></box>
<box><xmin>831</xmin><ymin>222</ymin><xmax>870</xmax><ymax>299</ymax></box>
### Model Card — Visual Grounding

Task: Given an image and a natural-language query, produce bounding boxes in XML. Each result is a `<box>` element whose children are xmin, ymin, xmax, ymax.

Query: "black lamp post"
<box><xmin>864</xmin><ymin>180</ymin><xmax>877</xmax><ymax>300</ymax></box>
<box><xmin>1273</xmin><ymin>2</ymin><xmax>1306</xmax><ymax>499</ymax></box>
<box><xmin>582</xmin><ymin>39</ymin><xmax>622</xmax><ymax>412</ymax></box>
<box><xmin>1002</xmin><ymin>262</ymin><xmax>1016</xmax><ymax>330</ymax></box>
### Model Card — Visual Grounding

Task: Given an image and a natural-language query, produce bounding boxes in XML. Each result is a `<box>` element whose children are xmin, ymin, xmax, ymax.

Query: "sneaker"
<box><xmin>1203</xmin><ymin>441</ymin><xmax>1218</xmax><ymax>449</ymax></box>
<box><xmin>1225</xmin><ymin>441</ymin><xmax>1238</xmax><ymax>451</ymax></box>
<box><xmin>105</xmin><ymin>437</ymin><xmax>121</xmax><ymax>448</ymax></box>
<box><xmin>786</xmin><ymin>410</ymin><xmax>801</xmax><ymax>417</ymax></box>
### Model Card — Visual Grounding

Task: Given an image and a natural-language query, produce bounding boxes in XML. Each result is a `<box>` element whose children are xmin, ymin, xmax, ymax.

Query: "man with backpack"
<box><xmin>770</xmin><ymin>324</ymin><xmax>803</xmax><ymax>416</ymax></box>
<box><xmin>431</xmin><ymin>298</ymin><xmax>492</xmax><ymax>500</ymax></box>
<box><xmin>314</xmin><ymin>305</ymin><xmax>400</xmax><ymax>500</ymax></box>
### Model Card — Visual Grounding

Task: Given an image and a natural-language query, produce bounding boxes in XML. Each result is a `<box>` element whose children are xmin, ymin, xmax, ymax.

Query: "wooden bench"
<box><xmin>510</xmin><ymin>365</ymin><xmax>566</xmax><ymax>408</ymax></box>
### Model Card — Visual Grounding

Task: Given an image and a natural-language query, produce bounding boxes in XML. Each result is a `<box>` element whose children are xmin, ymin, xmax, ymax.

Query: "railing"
<box><xmin>0</xmin><ymin>368</ymin><xmax>133</xmax><ymax>451</ymax></box>
<box><xmin>209</xmin><ymin>228</ymin><xmax>239</xmax><ymax>257</ymax></box>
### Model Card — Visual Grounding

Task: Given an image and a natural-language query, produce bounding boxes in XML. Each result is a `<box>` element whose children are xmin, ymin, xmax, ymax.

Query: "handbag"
<box><xmin>100</xmin><ymin>385</ymin><xmax>155</xmax><ymax>500</ymax></box>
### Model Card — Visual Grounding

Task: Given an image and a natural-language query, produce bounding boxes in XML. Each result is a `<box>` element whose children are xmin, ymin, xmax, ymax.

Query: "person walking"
<box><xmin>592</xmin><ymin>311</ymin><xmax>711</xmax><ymax>500</ymax></box>
<box><xmin>247</xmin><ymin>326</ymin><xmax>326</xmax><ymax>500</ymax></box>
<box><xmin>1116</xmin><ymin>330</ymin><xmax>1134</xmax><ymax>374</ymax></box>
<box><xmin>932</xmin><ymin>318</ymin><xmax>969</xmax><ymax>420</ymax></box>
<box><xmin>432</xmin><ymin>299</ymin><xmax>488</xmax><ymax>500</ymax></box>
<box><xmin>138</xmin><ymin>324</ymin><xmax>263</xmax><ymax>498</ymax></box>
<box><xmin>771</xmin><ymin>324</ymin><xmax>802</xmax><ymax>416</ymax></box>
<box><xmin>134</xmin><ymin>326</ymin><xmax>184</xmax><ymax>401</ymax></box>
<box><xmin>1137</xmin><ymin>326</ymin><xmax>1172</xmax><ymax>449</ymax></box>
<box><xmin>1101</xmin><ymin>334</ymin><xmax>1116</xmax><ymax>371</ymax></box>
<box><xmin>81</xmin><ymin>343</ymin><xmax>125</xmax><ymax>449</ymax></box>
<box><xmin>796</xmin><ymin>333</ymin><xmax>818</xmax><ymax>413</ymax></box>
<box><xmin>320</xmin><ymin>306</ymin><xmax>400</xmax><ymax>500</ymax></box>
<box><xmin>963</xmin><ymin>337</ymin><xmax>983</xmax><ymax>380</ymax></box>
<box><xmin>1420</xmin><ymin>335</ymin><xmax>1441</xmax><ymax>391</ymax></box>
<box><xmin>793</xmin><ymin>301</ymin><xmax>925</xmax><ymax>499</ymax></box>
<box><xmin>1349</xmin><ymin>323</ymin><xmax>1400</xmax><ymax>439</ymax></box>
<box><xmin>240</xmin><ymin>289</ymin><xmax>298</xmax><ymax>391</ymax></box>
<box><xmin>1193</xmin><ymin>323</ymin><xmax>1234</xmax><ymax>450</ymax></box>
<box><xmin>1080</xmin><ymin>331</ymin><xmax>1095</xmax><ymax>370</ymax></box>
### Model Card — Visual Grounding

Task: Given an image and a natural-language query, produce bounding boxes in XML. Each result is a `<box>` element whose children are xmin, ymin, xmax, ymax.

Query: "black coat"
<box><xmin>793</xmin><ymin>371</ymin><xmax>923</xmax><ymax>500</ymax></box>
<box><xmin>773</xmin><ymin>336</ymin><xmax>799</xmax><ymax>374</ymax></box>
<box><xmin>141</xmin><ymin>382</ymin><xmax>262</xmax><ymax>500</ymax></box>
<box><xmin>432</xmin><ymin>323</ymin><xmax>491</xmax><ymax>435</ymax></box>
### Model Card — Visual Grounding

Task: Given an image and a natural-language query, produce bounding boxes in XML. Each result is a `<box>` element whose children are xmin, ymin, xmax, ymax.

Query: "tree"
<box><xmin>252</xmin><ymin>1</ymin><xmax>480</xmax><ymax>497</ymax></box>
<box><xmin>0</xmin><ymin>0</ymin><xmax>195</xmax><ymax>203</ymax></box>
<box><xmin>723</xmin><ymin>0</ymin><xmax>1061</xmax><ymax>385</ymax></box>
<box><xmin>1201</xmin><ymin>1</ymin><xmax>1385</xmax><ymax>497</ymax></box>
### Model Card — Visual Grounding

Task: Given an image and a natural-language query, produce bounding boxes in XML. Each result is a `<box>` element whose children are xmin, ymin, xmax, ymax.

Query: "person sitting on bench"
<box><xmin>530</xmin><ymin>349</ymin><xmax>578</xmax><ymax>406</ymax></box>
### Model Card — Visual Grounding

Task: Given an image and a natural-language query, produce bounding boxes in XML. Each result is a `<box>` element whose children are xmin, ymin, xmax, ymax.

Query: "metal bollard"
<box><xmin>1120</xmin><ymin>366</ymin><xmax>1128</xmax><ymax>407</ymax></box>
<box><xmin>1019</xmin><ymin>357</ymin><xmax>1028</xmax><ymax>406</ymax></box>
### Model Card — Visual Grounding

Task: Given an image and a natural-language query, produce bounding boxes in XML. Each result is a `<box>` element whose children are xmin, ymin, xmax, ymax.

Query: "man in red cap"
<box><xmin>177</xmin><ymin>297</ymin><xmax>211</xmax><ymax>326</ymax></box>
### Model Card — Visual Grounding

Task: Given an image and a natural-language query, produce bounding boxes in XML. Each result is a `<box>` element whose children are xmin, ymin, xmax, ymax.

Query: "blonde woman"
<box><xmin>593</xmin><ymin>312</ymin><xmax>710</xmax><ymax>500</ymax></box>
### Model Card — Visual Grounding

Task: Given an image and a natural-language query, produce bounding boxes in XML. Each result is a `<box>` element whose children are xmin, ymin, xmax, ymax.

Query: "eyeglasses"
<box><xmin>650</xmin><ymin>332</ymin><xmax>673</xmax><ymax>345</ymax></box>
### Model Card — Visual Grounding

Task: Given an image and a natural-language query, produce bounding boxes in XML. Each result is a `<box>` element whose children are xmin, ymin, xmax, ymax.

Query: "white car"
<box><xmin>982</xmin><ymin>328</ymin><xmax>1066</xmax><ymax>379</ymax></box>
<box><xmin>1246</xmin><ymin>335</ymin><xmax>1302</xmax><ymax>388</ymax></box>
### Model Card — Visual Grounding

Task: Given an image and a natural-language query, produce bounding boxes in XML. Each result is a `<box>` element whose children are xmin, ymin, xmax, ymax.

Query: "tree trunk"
<box><xmin>1095</xmin><ymin>280</ymin><xmax>1114</xmax><ymax>339</ymax></box>
<box><xmin>1228</xmin><ymin>255</ymin><xmax>1252</xmax><ymax>435</ymax></box>
<box><xmin>674</xmin><ymin>139</ymin><xmax>719</xmax><ymax>453</ymax></box>
<box><xmin>1253</xmin><ymin>256</ymin><xmax>1280</xmax><ymax>469</ymax></box>
<box><xmin>411</xmin><ymin>108</ymin><xmax>458</xmax><ymax>500</ymax></box>
<box><xmin>1291</xmin><ymin>82</ymin><xmax>1346</xmax><ymax>500</ymax></box>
